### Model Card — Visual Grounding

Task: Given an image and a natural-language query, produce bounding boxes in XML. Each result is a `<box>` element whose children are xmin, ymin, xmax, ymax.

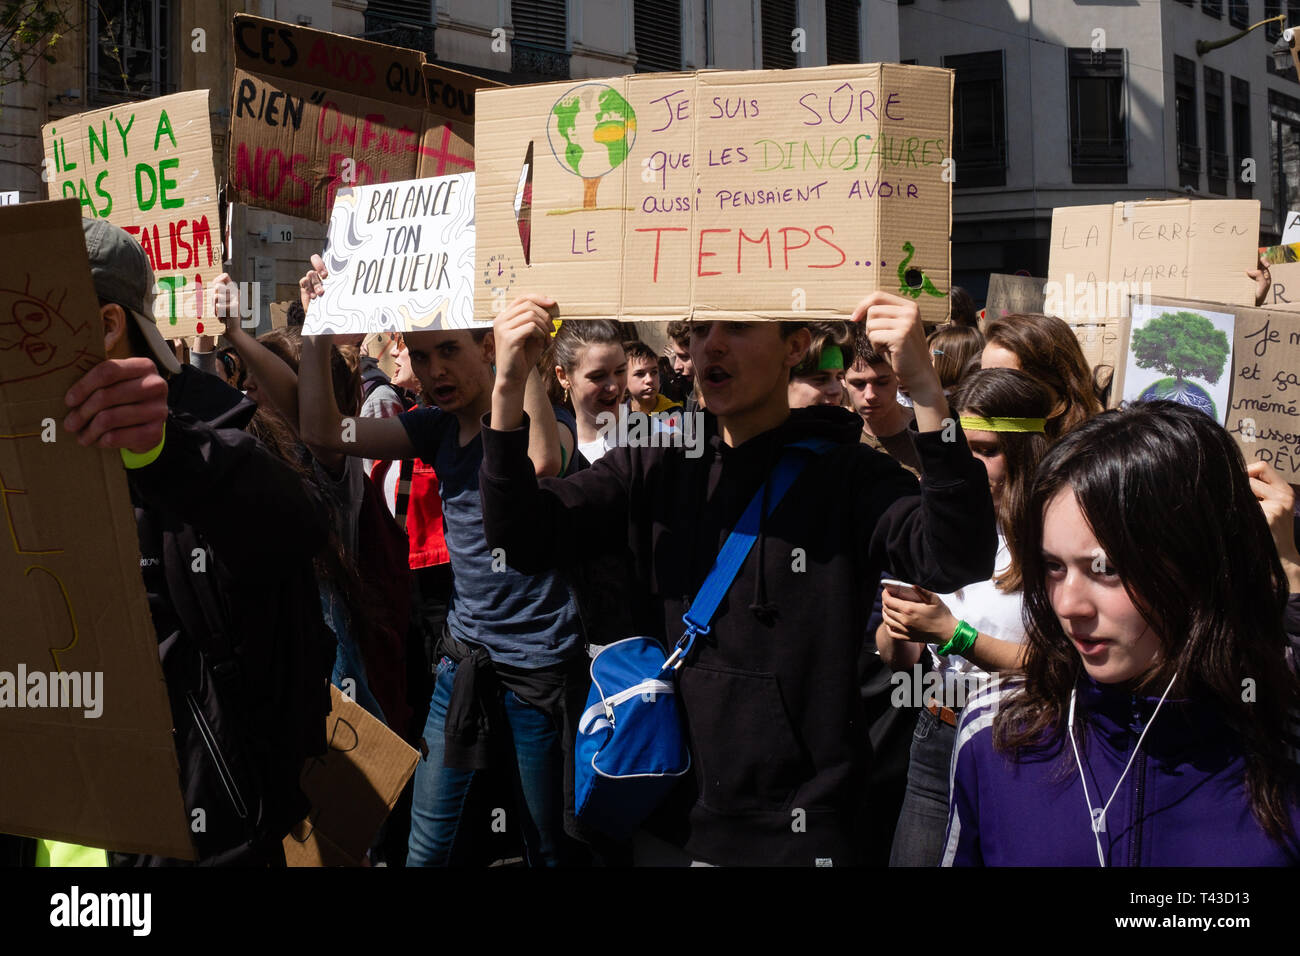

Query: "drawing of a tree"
<box><xmin>1131</xmin><ymin>310</ymin><xmax>1230</xmax><ymax>385</ymax></box>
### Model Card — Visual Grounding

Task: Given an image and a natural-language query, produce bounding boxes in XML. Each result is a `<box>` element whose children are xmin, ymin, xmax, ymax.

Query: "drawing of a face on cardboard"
<box><xmin>0</xmin><ymin>279</ymin><xmax>95</xmax><ymax>385</ymax></box>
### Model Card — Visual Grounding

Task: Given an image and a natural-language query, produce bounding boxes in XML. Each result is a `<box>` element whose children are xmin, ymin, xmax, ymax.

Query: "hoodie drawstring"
<box><xmin>749</xmin><ymin>454</ymin><xmax>778</xmax><ymax>626</ymax></box>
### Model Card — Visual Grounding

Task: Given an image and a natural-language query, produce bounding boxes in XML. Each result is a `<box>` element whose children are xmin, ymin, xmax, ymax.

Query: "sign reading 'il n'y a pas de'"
<box><xmin>41</xmin><ymin>90</ymin><xmax>221</xmax><ymax>339</ymax></box>
<box><xmin>473</xmin><ymin>64</ymin><xmax>954</xmax><ymax>324</ymax></box>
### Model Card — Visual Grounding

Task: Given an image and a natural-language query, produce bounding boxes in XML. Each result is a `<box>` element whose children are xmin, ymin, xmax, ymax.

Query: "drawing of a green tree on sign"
<box><xmin>1133</xmin><ymin>310</ymin><xmax>1231</xmax><ymax>419</ymax></box>
<box><xmin>547</xmin><ymin>83</ymin><xmax>636</xmax><ymax>209</ymax></box>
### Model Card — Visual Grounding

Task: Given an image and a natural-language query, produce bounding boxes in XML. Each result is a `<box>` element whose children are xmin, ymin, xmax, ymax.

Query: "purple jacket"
<box><xmin>943</xmin><ymin>673</ymin><xmax>1300</xmax><ymax>866</ymax></box>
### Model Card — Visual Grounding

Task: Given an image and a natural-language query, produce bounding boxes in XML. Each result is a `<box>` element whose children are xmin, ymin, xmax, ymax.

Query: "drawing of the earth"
<box><xmin>546</xmin><ymin>84</ymin><xmax>636</xmax><ymax>206</ymax></box>
<box><xmin>1139</xmin><ymin>377</ymin><xmax>1216</xmax><ymax>419</ymax></box>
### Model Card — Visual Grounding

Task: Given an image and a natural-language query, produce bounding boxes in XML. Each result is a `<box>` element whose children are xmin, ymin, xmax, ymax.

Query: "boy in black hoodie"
<box><xmin>480</xmin><ymin>292</ymin><xmax>997</xmax><ymax>866</ymax></box>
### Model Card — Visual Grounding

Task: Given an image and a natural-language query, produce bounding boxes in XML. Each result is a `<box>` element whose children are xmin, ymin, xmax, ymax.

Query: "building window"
<box><xmin>634</xmin><ymin>0</ymin><xmax>682</xmax><ymax>72</ymax></box>
<box><xmin>1271</xmin><ymin>88</ymin><xmax>1300</xmax><ymax>237</ymax></box>
<box><xmin>1228</xmin><ymin>0</ymin><xmax>1250</xmax><ymax>27</ymax></box>
<box><xmin>1175</xmin><ymin>55</ymin><xmax>1200</xmax><ymax>188</ymax></box>
<box><xmin>1202</xmin><ymin>0</ymin><xmax>1223</xmax><ymax>16</ymax></box>
<box><xmin>88</xmin><ymin>0</ymin><xmax>173</xmax><ymax>103</ymax></box>
<box><xmin>1205</xmin><ymin>67</ymin><xmax>1228</xmax><ymax>193</ymax></box>
<box><xmin>1233</xmin><ymin>76</ymin><xmax>1253</xmax><ymax>197</ymax></box>
<box><xmin>761</xmin><ymin>0</ymin><xmax>797</xmax><ymax>69</ymax></box>
<box><xmin>1068</xmin><ymin>48</ymin><xmax>1127</xmax><ymax>184</ymax></box>
<box><xmin>944</xmin><ymin>50</ymin><xmax>1006</xmax><ymax>188</ymax></box>
<box><xmin>826</xmin><ymin>0</ymin><xmax>860</xmax><ymax>65</ymax></box>
<box><xmin>512</xmin><ymin>0</ymin><xmax>569</xmax><ymax>79</ymax></box>
<box><xmin>364</xmin><ymin>0</ymin><xmax>435</xmax><ymax>56</ymax></box>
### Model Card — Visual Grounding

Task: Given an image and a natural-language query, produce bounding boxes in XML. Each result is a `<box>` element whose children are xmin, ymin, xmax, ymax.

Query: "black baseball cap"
<box><xmin>81</xmin><ymin>217</ymin><xmax>182</xmax><ymax>375</ymax></box>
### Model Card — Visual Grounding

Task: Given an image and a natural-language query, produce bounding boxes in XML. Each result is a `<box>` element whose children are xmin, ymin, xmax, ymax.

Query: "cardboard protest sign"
<box><xmin>1046</xmin><ymin>199</ymin><xmax>1260</xmax><ymax>373</ymax></box>
<box><xmin>1264</xmin><ymin>261</ymin><xmax>1300</xmax><ymax>312</ymax></box>
<box><xmin>283</xmin><ymin>685</ymin><xmax>418</xmax><ymax>867</ymax></box>
<box><xmin>0</xmin><ymin>199</ymin><xmax>193</xmax><ymax>859</ymax></box>
<box><xmin>229</xmin><ymin>14</ymin><xmax>500</xmax><ymax>223</ymax></box>
<box><xmin>305</xmin><ymin>173</ymin><xmax>475</xmax><ymax>334</ymax></box>
<box><xmin>1224</xmin><ymin>303</ymin><xmax>1300</xmax><ymax>484</ymax></box>
<box><xmin>983</xmin><ymin>274</ymin><xmax>1045</xmax><ymax>324</ymax></box>
<box><xmin>474</xmin><ymin>64</ymin><xmax>953</xmax><ymax>324</ymax></box>
<box><xmin>41</xmin><ymin>91</ymin><xmax>221</xmax><ymax>340</ymax></box>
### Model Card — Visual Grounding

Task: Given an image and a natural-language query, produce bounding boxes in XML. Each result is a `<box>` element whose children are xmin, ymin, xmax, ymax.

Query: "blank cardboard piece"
<box><xmin>0</xmin><ymin>198</ymin><xmax>194</xmax><ymax>860</ymax></box>
<box><xmin>1047</xmin><ymin>199</ymin><xmax>1260</xmax><ymax>380</ymax></box>
<box><xmin>229</xmin><ymin>14</ymin><xmax>500</xmax><ymax>223</ymax></box>
<box><xmin>283</xmin><ymin>685</ymin><xmax>418</xmax><ymax>867</ymax></box>
<box><xmin>474</xmin><ymin>64</ymin><xmax>953</xmax><ymax>324</ymax></box>
<box><xmin>41</xmin><ymin>91</ymin><xmax>221</xmax><ymax>340</ymax></box>
<box><xmin>305</xmin><ymin>174</ymin><xmax>476</xmax><ymax>334</ymax></box>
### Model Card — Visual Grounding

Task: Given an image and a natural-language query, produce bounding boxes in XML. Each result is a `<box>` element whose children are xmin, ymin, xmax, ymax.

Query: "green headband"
<box><xmin>816</xmin><ymin>346</ymin><xmax>846</xmax><ymax>372</ymax></box>
<box><xmin>960</xmin><ymin>415</ymin><xmax>1046</xmax><ymax>433</ymax></box>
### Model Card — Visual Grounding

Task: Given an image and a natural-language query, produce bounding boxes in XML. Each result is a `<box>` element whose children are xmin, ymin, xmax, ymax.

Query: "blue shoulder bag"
<box><xmin>574</xmin><ymin>438</ymin><xmax>836</xmax><ymax>840</ymax></box>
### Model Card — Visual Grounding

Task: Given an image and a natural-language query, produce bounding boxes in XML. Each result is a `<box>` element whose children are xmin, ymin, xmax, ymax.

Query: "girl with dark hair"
<box><xmin>944</xmin><ymin>402</ymin><xmax>1300</xmax><ymax>865</ymax></box>
<box><xmin>879</xmin><ymin>368</ymin><xmax>1054</xmax><ymax>866</ymax></box>
<box><xmin>982</xmin><ymin>312</ymin><xmax>1102</xmax><ymax>439</ymax></box>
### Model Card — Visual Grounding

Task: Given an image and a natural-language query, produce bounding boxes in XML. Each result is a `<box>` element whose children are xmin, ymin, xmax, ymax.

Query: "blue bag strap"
<box><xmin>662</xmin><ymin>437</ymin><xmax>837</xmax><ymax>672</ymax></box>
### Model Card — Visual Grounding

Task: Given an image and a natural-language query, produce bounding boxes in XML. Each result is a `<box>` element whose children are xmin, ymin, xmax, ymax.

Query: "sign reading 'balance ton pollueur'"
<box><xmin>40</xmin><ymin>90</ymin><xmax>221</xmax><ymax>340</ymax></box>
<box><xmin>473</xmin><ymin>64</ymin><xmax>953</xmax><ymax>324</ymax></box>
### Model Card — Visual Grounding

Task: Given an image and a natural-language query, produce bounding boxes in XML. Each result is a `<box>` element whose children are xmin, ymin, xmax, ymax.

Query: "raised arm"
<box><xmin>482</xmin><ymin>298</ymin><xmax>630</xmax><ymax>572</ymax></box>
<box><xmin>297</xmin><ymin>256</ymin><xmax>416</xmax><ymax>464</ymax></box>
<box><xmin>853</xmin><ymin>293</ymin><xmax>997</xmax><ymax>593</ymax></box>
<box><xmin>213</xmin><ymin>273</ymin><xmax>301</xmax><ymax>426</ymax></box>
<box><xmin>491</xmin><ymin>293</ymin><xmax>564</xmax><ymax>478</ymax></box>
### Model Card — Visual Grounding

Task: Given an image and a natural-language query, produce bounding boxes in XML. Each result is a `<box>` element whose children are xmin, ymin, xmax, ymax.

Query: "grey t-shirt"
<box><xmin>398</xmin><ymin>407</ymin><xmax>581</xmax><ymax>668</ymax></box>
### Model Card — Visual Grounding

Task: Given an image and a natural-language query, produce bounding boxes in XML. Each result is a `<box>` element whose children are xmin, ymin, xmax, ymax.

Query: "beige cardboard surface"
<box><xmin>229</xmin><ymin>14</ymin><xmax>500</xmax><ymax>223</ymax></box>
<box><xmin>0</xmin><ymin>199</ymin><xmax>194</xmax><ymax>859</ymax></box>
<box><xmin>283</xmin><ymin>684</ymin><xmax>418</xmax><ymax>867</ymax></box>
<box><xmin>305</xmin><ymin>173</ymin><xmax>476</xmax><ymax>333</ymax></box>
<box><xmin>41</xmin><ymin>91</ymin><xmax>221</xmax><ymax>340</ymax></box>
<box><xmin>1264</xmin><ymin>261</ymin><xmax>1300</xmax><ymax>313</ymax></box>
<box><xmin>1047</xmin><ymin>199</ymin><xmax>1260</xmax><ymax>377</ymax></box>
<box><xmin>474</xmin><ymin>64</ymin><xmax>953</xmax><ymax>324</ymax></box>
<box><xmin>982</xmin><ymin>274</ymin><xmax>1045</xmax><ymax>324</ymax></box>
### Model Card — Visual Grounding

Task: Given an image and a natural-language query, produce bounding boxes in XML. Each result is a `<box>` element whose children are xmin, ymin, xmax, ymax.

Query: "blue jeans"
<box><xmin>888</xmin><ymin>707</ymin><xmax>956</xmax><ymax>867</ymax></box>
<box><xmin>320</xmin><ymin>586</ymin><xmax>386</xmax><ymax>725</ymax></box>
<box><xmin>407</xmin><ymin>655</ymin><xmax>566</xmax><ymax>867</ymax></box>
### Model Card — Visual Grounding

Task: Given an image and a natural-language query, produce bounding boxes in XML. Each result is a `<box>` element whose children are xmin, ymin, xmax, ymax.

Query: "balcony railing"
<box><xmin>955</xmin><ymin>139</ymin><xmax>1007</xmax><ymax>170</ymax></box>
<box><xmin>362</xmin><ymin>12</ymin><xmax>436</xmax><ymax>57</ymax></box>
<box><xmin>1178</xmin><ymin>141</ymin><xmax>1203</xmax><ymax>172</ymax></box>
<box><xmin>1208</xmin><ymin>148</ymin><xmax>1230</xmax><ymax>179</ymax></box>
<box><xmin>1071</xmin><ymin>137</ymin><xmax>1129</xmax><ymax>167</ymax></box>
<box><xmin>511</xmin><ymin>40</ymin><xmax>570</xmax><ymax>80</ymax></box>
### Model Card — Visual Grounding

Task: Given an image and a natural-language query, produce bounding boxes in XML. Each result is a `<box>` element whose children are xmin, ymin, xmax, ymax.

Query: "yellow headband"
<box><xmin>960</xmin><ymin>415</ymin><xmax>1046</xmax><ymax>433</ymax></box>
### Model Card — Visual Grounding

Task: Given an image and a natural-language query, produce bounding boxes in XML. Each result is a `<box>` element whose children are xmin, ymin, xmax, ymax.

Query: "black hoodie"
<box><xmin>480</xmin><ymin>403</ymin><xmax>996</xmax><ymax>866</ymax></box>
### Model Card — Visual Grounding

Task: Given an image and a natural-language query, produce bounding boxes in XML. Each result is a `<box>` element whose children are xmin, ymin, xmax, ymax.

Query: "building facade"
<box><xmin>1</xmin><ymin>0</ymin><xmax>897</xmax><ymax>326</ymax></box>
<box><xmin>898</xmin><ymin>0</ymin><xmax>1292</xmax><ymax>302</ymax></box>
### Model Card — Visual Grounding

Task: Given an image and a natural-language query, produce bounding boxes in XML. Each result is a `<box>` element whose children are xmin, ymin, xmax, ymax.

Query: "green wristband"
<box><xmin>938</xmin><ymin>619</ymin><xmax>978</xmax><ymax>657</ymax></box>
<box><xmin>119</xmin><ymin>423</ymin><xmax>166</xmax><ymax>470</ymax></box>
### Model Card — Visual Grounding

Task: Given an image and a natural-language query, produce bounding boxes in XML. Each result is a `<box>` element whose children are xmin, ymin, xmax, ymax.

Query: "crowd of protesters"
<box><xmin>5</xmin><ymin>217</ymin><xmax>1299</xmax><ymax>869</ymax></box>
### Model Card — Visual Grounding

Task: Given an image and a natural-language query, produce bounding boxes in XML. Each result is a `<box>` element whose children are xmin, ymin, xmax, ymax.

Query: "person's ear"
<box><xmin>481</xmin><ymin>331</ymin><xmax>496</xmax><ymax>366</ymax></box>
<box><xmin>785</xmin><ymin>327</ymin><xmax>812</xmax><ymax>370</ymax></box>
<box><xmin>101</xmin><ymin>303</ymin><xmax>129</xmax><ymax>357</ymax></box>
<box><xmin>555</xmin><ymin>365</ymin><xmax>571</xmax><ymax>393</ymax></box>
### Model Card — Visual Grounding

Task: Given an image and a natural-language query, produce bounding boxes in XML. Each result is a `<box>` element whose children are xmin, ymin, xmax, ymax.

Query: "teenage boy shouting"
<box><xmin>479</xmin><ymin>293</ymin><xmax>997</xmax><ymax>866</ymax></box>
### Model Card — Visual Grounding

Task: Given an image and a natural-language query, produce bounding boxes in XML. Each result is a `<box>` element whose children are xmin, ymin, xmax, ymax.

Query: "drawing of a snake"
<box><xmin>897</xmin><ymin>242</ymin><xmax>946</xmax><ymax>299</ymax></box>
